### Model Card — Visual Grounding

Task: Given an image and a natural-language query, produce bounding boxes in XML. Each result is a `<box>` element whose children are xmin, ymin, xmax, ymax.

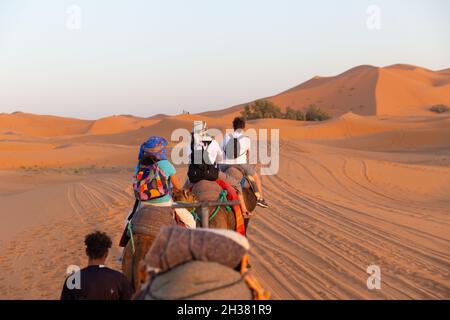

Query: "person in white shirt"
<box><xmin>220</xmin><ymin>117</ymin><xmax>268</xmax><ymax>208</ymax></box>
<box><xmin>185</xmin><ymin>121</ymin><xmax>251</xmax><ymax>215</ymax></box>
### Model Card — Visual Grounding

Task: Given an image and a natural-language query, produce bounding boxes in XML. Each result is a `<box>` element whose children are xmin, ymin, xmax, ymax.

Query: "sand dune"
<box><xmin>1</xmin><ymin>63</ymin><xmax>449</xmax><ymax>299</ymax></box>
<box><xmin>202</xmin><ymin>64</ymin><xmax>450</xmax><ymax>118</ymax></box>
<box><xmin>376</xmin><ymin>65</ymin><xmax>450</xmax><ymax>116</ymax></box>
<box><xmin>87</xmin><ymin>115</ymin><xmax>159</xmax><ymax>135</ymax></box>
<box><xmin>0</xmin><ymin>112</ymin><xmax>91</xmax><ymax>137</ymax></box>
<box><xmin>1</xmin><ymin>109</ymin><xmax>450</xmax><ymax>299</ymax></box>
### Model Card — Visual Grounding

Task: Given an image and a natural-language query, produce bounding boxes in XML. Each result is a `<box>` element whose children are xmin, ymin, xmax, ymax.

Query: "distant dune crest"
<box><xmin>202</xmin><ymin>63</ymin><xmax>450</xmax><ymax>119</ymax></box>
<box><xmin>1</xmin><ymin>63</ymin><xmax>449</xmax><ymax>140</ymax></box>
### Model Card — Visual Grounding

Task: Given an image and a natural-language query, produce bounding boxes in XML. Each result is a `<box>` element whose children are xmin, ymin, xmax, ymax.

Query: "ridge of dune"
<box><xmin>0</xmin><ymin>112</ymin><xmax>92</xmax><ymax>137</ymax></box>
<box><xmin>87</xmin><ymin>115</ymin><xmax>159</xmax><ymax>135</ymax></box>
<box><xmin>200</xmin><ymin>64</ymin><xmax>450</xmax><ymax>119</ymax></box>
<box><xmin>68</xmin><ymin>117</ymin><xmax>217</xmax><ymax>146</ymax></box>
<box><xmin>376</xmin><ymin>67</ymin><xmax>450</xmax><ymax>115</ymax></box>
<box><xmin>384</xmin><ymin>63</ymin><xmax>432</xmax><ymax>71</ymax></box>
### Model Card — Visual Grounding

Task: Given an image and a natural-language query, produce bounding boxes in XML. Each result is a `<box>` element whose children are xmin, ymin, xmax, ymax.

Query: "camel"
<box><xmin>121</xmin><ymin>190</ymin><xmax>196</xmax><ymax>292</ymax></box>
<box><xmin>134</xmin><ymin>226</ymin><xmax>270</xmax><ymax>300</ymax></box>
<box><xmin>221</xmin><ymin>166</ymin><xmax>257</xmax><ymax>231</ymax></box>
<box><xmin>122</xmin><ymin>183</ymin><xmax>251</xmax><ymax>293</ymax></box>
<box><xmin>190</xmin><ymin>180</ymin><xmax>236</xmax><ymax>230</ymax></box>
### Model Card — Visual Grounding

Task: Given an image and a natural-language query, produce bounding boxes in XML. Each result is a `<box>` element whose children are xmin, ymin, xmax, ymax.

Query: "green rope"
<box><xmin>189</xmin><ymin>190</ymin><xmax>231</xmax><ymax>222</ymax></box>
<box><xmin>190</xmin><ymin>208</ymin><xmax>200</xmax><ymax>221</ymax></box>
<box><xmin>209</xmin><ymin>190</ymin><xmax>229</xmax><ymax>221</ymax></box>
<box><xmin>127</xmin><ymin>222</ymin><xmax>135</xmax><ymax>255</ymax></box>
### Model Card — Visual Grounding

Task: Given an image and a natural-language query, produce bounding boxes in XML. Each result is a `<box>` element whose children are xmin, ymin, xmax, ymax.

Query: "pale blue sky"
<box><xmin>1</xmin><ymin>0</ymin><xmax>449</xmax><ymax>119</ymax></box>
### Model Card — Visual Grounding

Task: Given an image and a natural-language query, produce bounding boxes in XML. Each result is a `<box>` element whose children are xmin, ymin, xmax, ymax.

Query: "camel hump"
<box><xmin>191</xmin><ymin>180</ymin><xmax>223</xmax><ymax>201</ymax></box>
<box><xmin>138</xmin><ymin>260</ymin><xmax>253</xmax><ymax>300</ymax></box>
<box><xmin>132</xmin><ymin>206</ymin><xmax>175</xmax><ymax>235</ymax></box>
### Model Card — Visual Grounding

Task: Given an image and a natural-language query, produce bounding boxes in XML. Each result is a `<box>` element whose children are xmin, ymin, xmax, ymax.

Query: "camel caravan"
<box><xmin>117</xmin><ymin>118</ymin><xmax>270</xmax><ymax>300</ymax></box>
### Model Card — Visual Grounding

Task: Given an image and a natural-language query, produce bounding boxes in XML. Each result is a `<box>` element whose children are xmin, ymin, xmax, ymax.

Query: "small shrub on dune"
<box><xmin>430</xmin><ymin>104</ymin><xmax>450</xmax><ymax>114</ymax></box>
<box><xmin>296</xmin><ymin>110</ymin><xmax>305</xmax><ymax>121</ymax></box>
<box><xmin>284</xmin><ymin>107</ymin><xmax>306</xmax><ymax>121</ymax></box>
<box><xmin>284</xmin><ymin>107</ymin><xmax>296</xmax><ymax>120</ymax></box>
<box><xmin>241</xmin><ymin>100</ymin><xmax>283</xmax><ymax>120</ymax></box>
<box><xmin>305</xmin><ymin>104</ymin><xmax>331</xmax><ymax>121</ymax></box>
<box><xmin>241</xmin><ymin>100</ymin><xmax>328</xmax><ymax>121</ymax></box>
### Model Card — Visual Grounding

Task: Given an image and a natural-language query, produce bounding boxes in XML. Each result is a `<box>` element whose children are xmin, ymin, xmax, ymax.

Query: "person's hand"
<box><xmin>243</xmin><ymin>211</ymin><xmax>255</xmax><ymax>218</ymax></box>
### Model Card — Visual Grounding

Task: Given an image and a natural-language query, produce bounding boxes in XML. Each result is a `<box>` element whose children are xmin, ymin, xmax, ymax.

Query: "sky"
<box><xmin>0</xmin><ymin>0</ymin><xmax>449</xmax><ymax>119</ymax></box>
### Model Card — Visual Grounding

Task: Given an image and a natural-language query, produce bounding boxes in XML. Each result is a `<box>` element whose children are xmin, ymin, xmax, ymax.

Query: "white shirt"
<box><xmin>220</xmin><ymin>130</ymin><xmax>251</xmax><ymax>165</ymax></box>
<box><xmin>187</xmin><ymin>138</ymin><xmax>223</xmax><ymax>165</ymax></box>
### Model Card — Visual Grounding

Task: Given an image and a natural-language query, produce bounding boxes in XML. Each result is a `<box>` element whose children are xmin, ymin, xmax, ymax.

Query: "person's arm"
<box><xmin>170</xmin><ymin>173</ymin><xmax>183</xmax><ymax>191</ymax></box>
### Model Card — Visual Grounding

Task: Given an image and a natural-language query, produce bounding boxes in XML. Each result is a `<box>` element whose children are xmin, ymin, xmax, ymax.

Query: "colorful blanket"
<box><xmin>215</xmin><ymin>179</ymin><xmax>246</xmax><ymax>236</ymax></box>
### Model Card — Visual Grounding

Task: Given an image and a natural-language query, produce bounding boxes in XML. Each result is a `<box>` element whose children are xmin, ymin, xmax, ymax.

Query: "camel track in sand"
<box><xmin>247</xmin><ymin>144</ymin><xmax>450</xmax><ymax>299</ymax></box>
<box><xmin>0</xmin><ymin>175</ymin><xmax>133</xmax><ymax>299</ymax></box>
<box><xmin>0</xmin><ymin>141</ymin><xmax>449</xmax><ymax>299</ymax></box>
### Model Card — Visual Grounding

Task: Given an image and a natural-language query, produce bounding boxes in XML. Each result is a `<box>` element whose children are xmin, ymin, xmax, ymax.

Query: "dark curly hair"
<box><xmin>85</xmin><ymin>231</ymin><xmax>112</xmax><ymax>259</ymax></box>
<box><xmin>232</xmin><ymin>117</ymin><xmax>245</xmax><ymax>130</ymax></box>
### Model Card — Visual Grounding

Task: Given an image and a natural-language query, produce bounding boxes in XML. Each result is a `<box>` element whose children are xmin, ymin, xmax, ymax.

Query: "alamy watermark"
<box><xmin>366</xmin><ymin>5</ymin><xmax>381</xmax><ymax>30</ymax></box>
<box><xmin>170</xmin><ymin>128</ymin><xmax>280</xmax><ymax>176</ymax></box>
<box><xmin>66</xmin><ymin>5</ymin><xmax>82</xmax><ymax>31</ymax></box>
<box><xmin>66</xmin><ymin>265</ymin><xmax>81</xmax><ymax>289</ymax></box>
<box><xmin>366</xmin><ymin>265</ymin><xmax>381</xmax><ymax>290</ymax></box>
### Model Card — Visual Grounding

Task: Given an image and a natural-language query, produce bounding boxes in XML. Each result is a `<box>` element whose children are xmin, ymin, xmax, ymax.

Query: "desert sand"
<box><xmin>0</xmin><ymin>64</ymin><xmax>449</xmax><ymax>299</ymax></box>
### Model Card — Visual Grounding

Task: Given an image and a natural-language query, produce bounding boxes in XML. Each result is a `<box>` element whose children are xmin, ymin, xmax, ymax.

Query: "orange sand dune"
<box><xmin>87</xmin><ymin>115</ymin><xmax>159</xmax><ymax>135</ymax></box>
<box><xmin>202</xmin><ymin>64</ymin><xmax>450</xmax><ymax>118</ymax></box>
<box><xmin>0</xmin><ymin>113</ymin><xmax>162</xmax><ymax>137</ymax></box>
<box><xmin>376</xmin><ymin>65</ymin><xmax>450</xmax><ymax>116</ymax></box>
<box><xmin>1</xmin><ymin>63</ymin><xmax>450</xmax><ymax>299</ymax></box>
<box><xmin>0</xmin><ymin>112</ymin><xmax>92</xmax><ymax>137</ymax></box>
<box><xmin>1</xmin><ymin>111</ymin><xmax>450</xmax><ymax>299</ymax></box>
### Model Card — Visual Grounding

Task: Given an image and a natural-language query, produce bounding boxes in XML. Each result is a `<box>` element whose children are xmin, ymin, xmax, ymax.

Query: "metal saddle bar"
<box><xmin>171</xmin><ymin>201</ymin><xmax>241</xmax><ymax>228</ymax></box>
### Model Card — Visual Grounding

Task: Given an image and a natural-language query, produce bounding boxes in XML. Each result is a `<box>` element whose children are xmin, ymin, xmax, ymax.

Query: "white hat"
<box><xmin>193</xmin><ymin>121</ymin><xmax>207</xmax><ymax>135</ymax></box>
<box><xmin>192</xmin><ymin>121</ymin><xmax>213</xmax><ymax>145</ymax></box>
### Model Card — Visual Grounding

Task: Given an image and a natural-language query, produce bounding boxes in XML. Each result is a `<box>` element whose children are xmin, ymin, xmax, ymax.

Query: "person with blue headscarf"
<box><xmin>135</xmin><ymin>136</ymin><xmax>182</xmax><ymax>205</ymax></box>
<box><xmin>119</xmin><ymin>135</ymin><xmax>183</xmax><ymax>249</ymax></box>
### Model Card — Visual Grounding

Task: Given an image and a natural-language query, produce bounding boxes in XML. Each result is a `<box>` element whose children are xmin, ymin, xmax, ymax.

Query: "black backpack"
<box><xmin>188</xmin><ymin>134</ymin><xmax>219</xmax><ymax>183</ymax></box>
<box><xmin>224</xmin><ymin>135</ymin><xmax>244</xmax><ymax>160</ymax></box>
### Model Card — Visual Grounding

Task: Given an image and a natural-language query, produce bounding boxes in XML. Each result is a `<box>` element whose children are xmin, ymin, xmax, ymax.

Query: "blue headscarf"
<box><xmin>138</xmin><ymin>136</ymin><xmax>168</xmax><ymax>162</ymax></box>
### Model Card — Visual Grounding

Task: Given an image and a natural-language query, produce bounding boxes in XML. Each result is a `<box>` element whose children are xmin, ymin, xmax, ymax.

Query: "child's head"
<box><xmin>140</xmin><ymin>153</ymin><xmax>158</xmax><ymax>166</ymax></box>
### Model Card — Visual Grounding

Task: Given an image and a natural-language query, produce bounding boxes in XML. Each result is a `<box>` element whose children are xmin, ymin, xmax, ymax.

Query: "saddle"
<box><xmin>135</xmin><ymin>227</ymin><xmax>270</xmax><ymax>300</ymax></box>
<box><xmin>190</xmin><ymin>180</ymin><xmax>246</xmax><ymax>236</ymax></box>
<box><xmin>131</xmin><ymin>205</ymin><xmax>176</xmax><ymax>235</ymax></box>
<box><xmin>119</xmin><ymin>204</ymin><xmax>176</xmax><ymax>247</ymax></box>
<box><xmin>191</xmin><ymin>180</ymin><xmax>223</xmax><ymax>202</ymax></box>
<box><xmin>225</xmin><ymin>166</ymin><xmax>259</xmax><ymax>197</ymax></box>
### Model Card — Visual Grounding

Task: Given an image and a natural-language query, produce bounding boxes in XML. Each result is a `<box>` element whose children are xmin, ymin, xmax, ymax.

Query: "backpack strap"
<box><xmin>190</xmin><ymin>133</ymin><xmax>195</xmax><ymax>164</ymax></box>
<box><xmin>224</xmin><ymin>134</ymin><xmax>246</xmax><ymax>159</ymax></box>
<box><xmin>191</xmin><ymin>133</ymin><xmax>206</xmax><ymax>165</ymax></box>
